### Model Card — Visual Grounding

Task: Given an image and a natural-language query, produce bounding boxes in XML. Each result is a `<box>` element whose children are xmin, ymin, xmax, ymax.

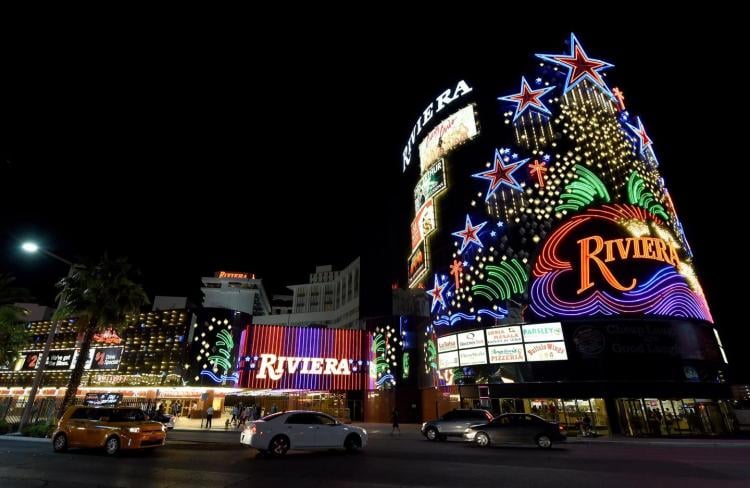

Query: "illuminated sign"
<box><xmin>486</xmin><ymin>326</ymin><xmax>523</xmax><ymax>346</ymax></box>
<box><xmin>459</xmin><ymin>347</ymin><xmax>487</xmax><ymax>366</ymax></box>
<box><xmin>457</xmin><ymin>330</ymin><xmax>485</xmax><ymax>349</ymax></box>
<box><xmin>488</xmin><ymin>344</ymin><xmax>526</xmax><ymax>364</ymax></box>
<box><xmin>407</xmin><ymin>242</ymin><xmax>428</xmax><ymax>288</ymax></box>
<box><xmin>201</xmin><ymin>329</ymin><xmax>237</xmax><ymax>385</ymax></box>
<box><xmin>414</xmin><ymin>159</ymin><xmax>447</xmax><ymax>211</ymax></box>
<box><xmin>437</xmin><ymin>334</ymin><xmax>458</xmax><ymax>353</ymax></box>
<box><xmin>88</xmin><ymin>347</ymin><xmax>123</xmax><ymax>370</ymax></box>
<box><xmin>530</xmin><ymin>204</ymin><xmax>712</xmax><ymax>322</ymax></box>
<box><xmin>522</xmin><ymin>323</ymin><xmax>564</xmax><ymax>343</ymax></box>
<box><xmin>525</xmin><ymin>342</ymin><xmax>568</xmax><ymax>362</ymax></box>
<box><xmin>84</xmin><ymin>393</ymin><xmax>122</xmax><ymax>406</ymax></box>
<box><xmin>22</xmin><ymin>350</ymin><xmax>75</xmax><ymax>370</ymax></box>
<box><xmin>402</xmin><ymin>80</ymin><xmax>473</xmax><ymax>172</ymax></box>
<box><xmin>93</xmin><ymin>328</ymin><xmax>122</xmax><ymax>345</ymax></box>
<box><xmin>419</xmin><ymin>104</ymin><xmax>478</xmax><ymax>173</ymax></box>
<box><xmin>240</xmin><ymin>325</ymin><xmax>367</xmax><ymax>390</ymax></box>
<box><xmin>216</xmin><ymin>271</ymin><xmax>252</xmax><ymax>279</ymax></box>
<box><xmin>411</xmin><ymin>199</ymin><xmax>436</xmax><ymax>251</ymax></box>
<box><xmin>255</xmin><ymin>354</ymin><xmax>350</xmax><ymax>380</ymax></box>
<box><xmin>438</xmin><ymin>351</ymin><xmax>459</xmax><ymax>369</ymax></box>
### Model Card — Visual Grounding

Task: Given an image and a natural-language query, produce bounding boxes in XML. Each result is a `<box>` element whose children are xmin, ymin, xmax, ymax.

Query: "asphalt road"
<box><xmin>2</xmin><ymin>429</ymin><xmax>750</xmax><ymax>488</ymax></box>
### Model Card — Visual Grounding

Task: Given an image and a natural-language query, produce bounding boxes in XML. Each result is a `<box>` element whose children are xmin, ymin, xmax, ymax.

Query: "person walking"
<box><xmin>206</xmin><ymin>406</ymin><xmax>214</xmax><ymax>429</ymax></box>
<box><xmin>390</xmin><ymin>408</ymin><xmax>400</xmax><ymax>435</ymax></box>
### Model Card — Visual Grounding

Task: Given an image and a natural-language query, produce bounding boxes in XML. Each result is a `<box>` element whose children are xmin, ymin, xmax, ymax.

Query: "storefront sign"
<box><xmin>522</xmin><ymin>323</ymin><xmax>564</xmax><ymax>343</ymax></box>
<box><xmin>486</xmin><ymin>326</ymin><xmax>523</xmax><ymax>345</ymax></box>
<box><xmin>414</xmin><ymin>159</ymin><xmax>446</xmax><ymax>210</ymax></box>
<box><xmin>438</xmin><ymin>351</ymin><xmax>459</xmax><ymax>369</ymax></box>
<box><xmin>524</xmin><ymin>341</ymin><xmax>568</xmax><ymax>361</ymax></box>
<box><xmin>402</xmin><ymin>80</ymin><xmax>473</xmax><ymax>171</ymax></box>
<box><xmin>457</xmin><ymin>330</ymin><xmax>485</xmax><ymax>349</ymax></box>
<box><xmin>459</xmin><ymin>347</ymin><xmax>487</xmax><ymax>366</ymax></box>
<box><xmin>418</xmin><ymin>104</ymin><xmax>478</xmax><ymax>173</ymax></box>
<box><xmin>488</xmin><ymin>344</ymin><xmax>526</xmax><ymax>364</ymax></box>
<box><xmin>255</xmin><ymin>354</ymin><xmax>351</xmax><ymax>380</ymax></box>
<box><xmin>437</xmin><ymin>334</ymin><xmax>458</xmax><ymax>353</ymax></box>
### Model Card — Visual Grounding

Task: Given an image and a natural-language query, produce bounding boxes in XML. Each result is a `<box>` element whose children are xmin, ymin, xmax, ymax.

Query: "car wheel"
<box><xmin>52</xmin><ymin>433</ymin><xmax>67</xmax><ymax>453</ymax></box>
<box><xmin>425</xmin><ymin>427</ymin><xmax>439</xmax><ymax>441</ymax></box>
<box><xmin>536</xmin><ymin>434</ymin><xmax>552</xmax><ymax>449</ymax></box>
<box><xmin>105</xmin><ymin>436</ymin><xmax>121</xmax><ymax>455</ymax></box>
<box><xmin>344</xmin><ymin>434</ymin><xmax>362</xmax><ymax>453</ymax></box>
<box><xmin>269</xmin><ymin>435</ymin><xmax>290</xmax><ymax>456</ymax></box>
<box><xmin>475</xmin><ymin>432</ymin><xmax>490</xmax><ymax>447</ymax></box>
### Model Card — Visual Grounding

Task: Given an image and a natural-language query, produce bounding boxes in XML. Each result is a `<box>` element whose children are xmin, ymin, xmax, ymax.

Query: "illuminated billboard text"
<box><xmin>419</xmin><ymin>105</ymin><xmax>478</xmax><ymax>172</ymax></box>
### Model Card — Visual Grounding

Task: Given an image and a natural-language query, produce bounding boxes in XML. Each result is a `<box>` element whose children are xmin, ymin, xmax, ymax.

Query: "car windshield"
<box><xmin>109</xmin><ymin>409</ymin><xmax>148</xmax><ymax>422</ymax></box>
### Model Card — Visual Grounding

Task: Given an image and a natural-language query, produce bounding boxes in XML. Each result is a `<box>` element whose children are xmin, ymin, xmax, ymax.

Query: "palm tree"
<box><xmin>0</xmin><ymin>274</ymin><xmax>31</xmax><ymax>367</ymax></box>
<box><xmin>54</xmin><ymin>256</ymin><xmax>149</xmax><ymax>417</ymax></box>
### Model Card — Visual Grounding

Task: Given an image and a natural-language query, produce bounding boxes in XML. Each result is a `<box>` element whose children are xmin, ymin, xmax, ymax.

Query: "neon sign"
<box><xmin>530</xmin><ymin>204</ymin><xmax>712</xmax><ymax>322</ymax></box>
<box><xmin>255</xmin><ymin>354</ymin><xmax>350</xmax><ymax>380</ymax></box>
<box><xmin>216</xmin><ymin>271</ymin><xmax>252</xmax><ymax>279</ymax></box>
<box><xmin>402</xmin><ymin>80</ymin><xmax>473</xmax><ymax>171</ymax></box>
<box><xmin>93</xmin><ymin>328</ymin><xmax>122</xmax><ymax>345</ymax></box>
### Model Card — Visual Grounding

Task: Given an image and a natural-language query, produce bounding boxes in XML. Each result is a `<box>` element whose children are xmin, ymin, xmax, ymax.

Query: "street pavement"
<box><xmin>2</xmin><ymin>426</ymin><xmax>750</xmax><ymax>487</ymax></box>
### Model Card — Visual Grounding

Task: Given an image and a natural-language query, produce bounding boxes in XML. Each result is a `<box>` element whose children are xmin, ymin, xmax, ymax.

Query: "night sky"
<box><xmin>1</xmin><ymin>22</ymin><xmax>744</xmax><ymax>380</ymax></box>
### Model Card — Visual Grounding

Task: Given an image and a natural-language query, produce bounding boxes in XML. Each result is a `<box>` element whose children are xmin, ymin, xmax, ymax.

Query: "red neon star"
<box><xmin>449</xmin><ymin>259</ymin><xmax>463</xmax><ymax>289</ymax></box>
<box><xmin>472</xmin><ymin>150</ymin><xmax>529</xmax><ymax>200</ymax></box>
<box><xmin>529</xmin><ymin>160</ymin><xmax>548</xmax><ymax>188</ymax></box>
<box><xmin>499</xmin><ymin>77</ymin><xmax>555</xmax><ymax>121</ymax></box>
<box><xmin>451</xmin><ymin>215</ymin><xmax>487</xmax><ymax>253</ymax></box>
<box><xmin>426</xmin><ymin>275</ymin><xmax>448</xmax><ymax>311</ymax></box>
<box><xmin>626</xmin><ymin>117</ymin><xmax>653</xmax><ymax>154</ymax></box>
<box><xmin>537</xmin><ymin>34</ymin><xmax>613</xmax><ymax>94</ymax></box>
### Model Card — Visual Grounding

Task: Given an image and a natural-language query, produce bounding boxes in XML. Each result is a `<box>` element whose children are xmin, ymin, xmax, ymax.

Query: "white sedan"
<box><xmin>240</xmin><ymin>410</ymin><xmax>367</xmax><ymax>456</ymax></box>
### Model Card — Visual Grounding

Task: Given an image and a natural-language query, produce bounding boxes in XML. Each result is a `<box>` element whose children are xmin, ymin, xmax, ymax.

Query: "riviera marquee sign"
<box><xmin>255</xmin><ymin>354</ymin><xmax>351</xmax><ymax>380</ymax></box>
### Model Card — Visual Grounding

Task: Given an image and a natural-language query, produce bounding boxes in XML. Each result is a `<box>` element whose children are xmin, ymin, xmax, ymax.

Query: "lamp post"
<box><xmin>16</xmin><ymin>242</ymin><xmax>74</xmax><ymax>433</ymax></box>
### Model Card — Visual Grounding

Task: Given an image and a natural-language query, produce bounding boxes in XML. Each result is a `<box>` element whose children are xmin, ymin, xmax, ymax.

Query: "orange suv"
<box><xmin>53</xmin><ymin>406</ymin><xmax>166</xmax><ymax>455</ymax></box>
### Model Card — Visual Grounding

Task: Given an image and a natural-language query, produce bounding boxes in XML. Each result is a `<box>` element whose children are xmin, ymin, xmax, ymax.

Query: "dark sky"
<box><xmin>1</xmin><ymin>20</ymin><xmax>745</xmax><ymax>379</ymax></box>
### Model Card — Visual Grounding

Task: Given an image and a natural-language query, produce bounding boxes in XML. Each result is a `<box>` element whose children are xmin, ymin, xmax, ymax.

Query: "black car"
<box><xmin>421</xmin><ymin>409</ymin><xmax>494</xmax><ymax>441</ymax></box>
<box><xmin>463</xmin><ymin>413</ymin><xmax>567</xmax><ymax>449</ymax></box>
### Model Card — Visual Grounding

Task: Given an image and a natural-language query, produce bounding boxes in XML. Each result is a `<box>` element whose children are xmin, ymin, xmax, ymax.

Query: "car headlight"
<box><xmin>161</xmin><ymin>425</ymin><xmax>166</xmax><ymax>432</ymax></box>
<box><xmin>362</xmin><ymin>429</ymin><xmax>367</xmax><ymax>435</ymax></box>
<box><xmin>421</xmin><ymin>422</ymin><xmax>427</xmax><ymax>430</ymax></box>
<box><xmin>128</xmin><ymin>427</ymin><xmax>141</xmax><ymax>433</ymax></box>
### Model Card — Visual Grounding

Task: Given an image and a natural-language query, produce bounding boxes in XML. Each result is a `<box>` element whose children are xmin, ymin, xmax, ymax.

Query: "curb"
<box><xmin>567</xmin><ymin>438</ymin><xmax>750</xmax><ymax>448</ymax></box>
<box><xmin>0</xmin><ymin>435</ymin><xmax>51</xmax><ymax>443</ymax></box>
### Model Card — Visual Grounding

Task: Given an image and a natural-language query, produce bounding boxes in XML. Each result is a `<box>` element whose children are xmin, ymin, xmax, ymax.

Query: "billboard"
<box><xmin>410</xmin><ymin>199</ymin><xmax>436</xmax><ymax>251</ymax></box>
<box><xmin>88</xmin><ymin>347</ymin><xmax>124</xmax><ymax>370</ymax></box>
<box><xmin>408</xmin><ymin>242</ymin><xmax>428</xmax><ymax>288</ymax></box>
<box><xmin>522</xmin><ymin>323</ymin><xmax>564</xmax><ymax>343</ymax></box>
<box><xmin>419</xmin><ymin>104</ymin><xmax>478</xmax><ymax>173</ymax></box>
<box><xmin>22</xmin><ymin>349</ymin><xmax>75</xmax><ymax>370</ymax></box>
<box><xmin>438</xmin><ymin>351</ymin><xmax>459</xmax><ymax>369</ymax></box>
<box><xmin>459</xmin><ymin>347</ymin><xmax>487</xmax><ymax>366</ymax></box>
<box><xmin>488</xmin><ymin>344</ymin><xmax>526</xmax><ymax>363</ymax></box>
<box><xmin>525</xmin><ymin>342</ymin><xmax>568</xmax><ymax>362</ymax></box>
<box><xmin>486</xmin><ymin>326</ymin><xmax>523</xmax><ymax>346</ymax></box>
<box><xmin>414</xmin><ymin>159</ymin><xmax>447</xmax><ymax>211</ymax></box>
<box><xmin>437</xmin><ymin>334</ymin><xmax>457</xmax><ymax>353</ymax></box>
<box><xmin>239</xmin><ymin>325</ymin><xmax>367</xmax><ymax>390</ymax></box>
<box><xmin>457</xmin><ymin>330</ymin><xmax>485</xmax><ymax>349</ymax></box>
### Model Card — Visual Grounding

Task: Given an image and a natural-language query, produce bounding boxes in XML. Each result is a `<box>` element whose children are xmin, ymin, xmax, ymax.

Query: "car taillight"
<box><xmin>251</xmin><ymin>425</ymin><xmax>256</xmax><ymax>434</ymax></box>
<box><xmin>559</xmin><ymin>424</ymin><xmax>566</xmax><ymax>431</ymax></box>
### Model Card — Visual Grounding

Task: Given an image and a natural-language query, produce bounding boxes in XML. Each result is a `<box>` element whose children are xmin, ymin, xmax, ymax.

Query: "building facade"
<box><xmin>404</xmin><ymin>34</ymin><xmax>732</xmax><ymax>436</ymax></box>
<box><xmin>201</xmin><ymin>271</ymin><xmax>271</xmax><ymax>316</ymax></box>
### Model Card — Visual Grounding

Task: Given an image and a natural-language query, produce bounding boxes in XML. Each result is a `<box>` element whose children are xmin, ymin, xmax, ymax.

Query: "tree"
<box><xmin>54</xmin><ymin>256</ymin><xmax>149</xmax><ymax>417</ymax></box>
<box><xmin>0</xmin><ymin>274</ymin><xmax>31</xmax><ymax>367</ymax></box>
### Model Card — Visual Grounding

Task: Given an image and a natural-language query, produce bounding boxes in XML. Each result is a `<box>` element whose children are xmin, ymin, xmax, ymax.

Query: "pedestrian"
<box><xmin>231</xmin><ymin>405</ymin><xmax>239</xmax><ymax>425</ymax></box>
<box><xmin>390</xmin><ymin>408</ymin><xmax>400</xmax><ymax>435</ymax></box>
<box><xmin>206</xmin><ymin>406</ymin><xmax>214</xmax><ymax>429</ymax></box>
<box><xmin>271</xmin><ymin>403</ymin><xmax>278</xmax><ymax>414</ymax></box>
<box><xmin>581</xmin><ymin>414</ymin><xmax>592</xmax><ymax>437</ymax></box>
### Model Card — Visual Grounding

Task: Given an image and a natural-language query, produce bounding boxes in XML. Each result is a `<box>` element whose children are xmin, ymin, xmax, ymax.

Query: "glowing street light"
<box><xmin>21</xmin><ymin>242</ymin><xmax>40</xmax><ymax>253</ymax></box>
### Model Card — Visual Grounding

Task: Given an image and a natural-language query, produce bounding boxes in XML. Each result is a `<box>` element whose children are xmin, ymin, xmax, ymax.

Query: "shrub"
<box><xmin>0</xmin><ymin>419</ymin><xmax>10</xmax><ymax>435</ymax></box>
<box><xmin>21</xmin><ymin>421</ymin><xmax>55</xmax><ymax>438</ymax></box>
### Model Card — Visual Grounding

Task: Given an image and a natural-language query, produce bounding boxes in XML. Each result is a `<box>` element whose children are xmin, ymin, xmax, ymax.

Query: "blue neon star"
<box><xmin>473</xmin><ymin>149</ymin><xmax>529</xmax><ymax>201</ymax></box>
<box><xmin>426</xmin><ymin>274</ymin><xmax>448</xmax><ymax>312</ymax></box>
<box><xmin>498</xmin><ymin>76</ymin><xmax>556</xmax><ymax>122</ymax></box>
<box><xmin>490</xmin><ymin>230</ymin><xmax>497</xmax><ymax>237</ymax></box>
<box><xmin>536</xmin><ymin>33</ymin><xmax>614</xmax><ymax>96</ymax></box>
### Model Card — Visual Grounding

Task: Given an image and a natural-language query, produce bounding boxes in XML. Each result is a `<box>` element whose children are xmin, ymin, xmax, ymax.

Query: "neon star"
<box><xmin>529</xmin><ymin>159</ymin><xmax>548</xmax><ymax>188</ymax></box>
<box><xmin>498</xmin><ymin>76</ymin><xmax>556</xmax><ymax>121</ymax></box>
<box><xmin>426</xmin><ymin>274</ymin><xmax>448</xmax><ymax>311</ymax></box>
<box><xmin>473</xmin><ymin>149</ymin><xmax>529</xmax><ymax>200</ymax></box>
<box><xmin>449</xmin><ymin>259</ymin><xmax>463</xmax><ymax>289</ymax></box>
<box><xmin>536</xmin><ymin>33</ymin><xmax>614</xmax><ymax>95</ymax></box>
<box><xmin>452</xmin><ymin>215</ymin><xmax>487</xmax><ymax>253</ymax></box>
<box><xmin>626</xmin><ymin>117</ymin><xmax>653</xmax><ymax>155</ymax></box>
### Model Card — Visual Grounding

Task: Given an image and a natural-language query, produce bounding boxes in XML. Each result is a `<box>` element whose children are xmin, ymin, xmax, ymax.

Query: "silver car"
<box><xmin>421</xmin><ymin>409</ymin><xmax>493</xmax><ymax>441</ymax></box>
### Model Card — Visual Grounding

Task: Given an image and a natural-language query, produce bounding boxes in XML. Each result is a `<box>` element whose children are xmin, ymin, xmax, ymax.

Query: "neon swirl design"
<box><xmin>478</xmin><ymin>308</ymin><xmax>509</xmax><ymax>319</ymax></box>
<box><xmin>530</xmin><ymin>204</ymin><xmax>712</xmax><ymax>322</ymax></box>
<box><xmin>375</xmin><ymin>374</ymin><xmax>395</xmax><ymax>387</ymax></box>
<box><xmin>627</xmin><ymin>171</ymin><xmax>669</xmax><ymax>221</ymax></box>
<box><xmin>200</xmin><ymin>370</ymin><xmax>239</xmax><ymax>384</ymax></box>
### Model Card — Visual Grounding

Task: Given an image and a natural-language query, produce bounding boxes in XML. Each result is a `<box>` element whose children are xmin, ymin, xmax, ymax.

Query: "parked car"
<box><xmin>151</xmin><ymin>412</ymin><xmax>176</xmax><ymax>430</ymax></box>
<box><xmin>240</xmin><ymin>410</ymin><xmax>367</xmax><ymax>456</ymax></box>
<box><xmin>52</xmin><ymin>406</ymin><xmax>167</xmax><ymax>455</ymax></box>
<box><xmin>421</xmin><ymin>409</ymin><xmax>494</xmax><ymax>441</ymax></box>
<box><xmin>463</xmin><ymin>413</ymin><xmax>567</xmax><ymax>449</ymax></box>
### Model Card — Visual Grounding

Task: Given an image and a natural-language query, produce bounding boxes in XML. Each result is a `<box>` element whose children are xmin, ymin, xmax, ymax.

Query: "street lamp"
<box><xmin>16</xmin><ymin>242</ymin><xmax>75</xmax><ymax>433</ymax></box>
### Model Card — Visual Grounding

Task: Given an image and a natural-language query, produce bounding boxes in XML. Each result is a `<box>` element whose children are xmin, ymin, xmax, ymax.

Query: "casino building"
<box><xmin>404</xmin><ymin>34</ymin><xmax>732</xmax><ymax>435</ymax></box>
